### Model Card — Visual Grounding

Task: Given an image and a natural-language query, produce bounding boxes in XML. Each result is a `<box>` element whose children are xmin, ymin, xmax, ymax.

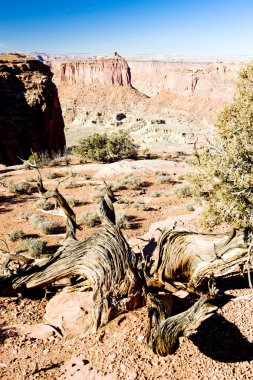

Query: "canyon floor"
<box><xmin>0</xmin><ymin>153</ymin><xmax>252</xmax><ymax>380</ymax></box>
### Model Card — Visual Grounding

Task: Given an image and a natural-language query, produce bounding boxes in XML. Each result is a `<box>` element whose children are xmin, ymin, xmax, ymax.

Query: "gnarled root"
<box><xmin>147</xmin><ymin>294</ymin><xmax>217</xmax><ymax>356</ymax></box>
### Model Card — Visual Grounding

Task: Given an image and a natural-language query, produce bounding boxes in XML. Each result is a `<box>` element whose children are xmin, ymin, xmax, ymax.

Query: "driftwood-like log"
<box><xmin>147</xmin><ymin>228</ymin><xmax>249</xmax><ymax>293</ymax></box>
<box><xmin>9</xmin><ymin>224</ymin><xmax>144</xmax><ymax>331</ymax></box>
<box><xmin>0</xmin><ymin>164</ymin><xmax>252</xmax><ymax>355</ymax></box>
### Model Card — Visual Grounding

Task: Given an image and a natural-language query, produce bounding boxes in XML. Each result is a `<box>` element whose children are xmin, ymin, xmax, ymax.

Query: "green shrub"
<box><xmin>64</xmin><ymin>181</ymin><xmax>85</xmax><ymax>189</ymax></box>
<box><xmin>8</xmin><ymin>181</ymin><xmax>32</xmax><ymax>195</ymax></box>
<box><xmin>17</xmin><ymin>238</ymin><xmax>45</xmax><ymax>258</ymax></box>
<box><xmin>45</xmin><ymin>171</ymin><xmax>63</xmax><ymax>179</ymax></box>
<box><xmin>116</xmin><ymin>211</ymin><xmax>131</xmax><ymax>229</ymax></box>
<box><xmin>28</xmin><ymin>214</ymin><xmax>61</xmax><ymax>234</ymax></box>
<box><xmin>8</xmin><ymin>229</ymin><xmax>25</xmax><ymax>242</ymax></box>
<box><xmin>118</xmin><ymin>174</ymin><xmax>144</xmax><ymax>190</ymax></box>
<box><xmin>188</xmin><ymin>62</ymin><xmax>253</xmax><ymax>229</ymax></box>
<box><xmin>174</xmin><ymin>184</ymin><xmax>192</xmax><ymax>198</ymax></box>
<box><xmin>73</xmin><ymin>130</ymin><xmax>138</xmax><ymax>162</ymax></box>
<box><xmin>39</xmin><ymin>219</ymin><xmax>61</xmax><ymax>234</ymax></box>
<box><xmin>77</xmin><ymin>212</ymin><xmax>101</xmax><ymax>227</ymax></box>
<box><xmin>156</xmin><ymin>174</ymin><xmax>171</xmax><ymax>184</ymax></box>
<box><xmin>65</xmin><ymin>197</ymin><xmax>84</xmax><ymax>207</ymax></box>
<box><xmin>36</xmin><ymin>199</ymin><xmax>55</xmax><ymax>211</ymax></box>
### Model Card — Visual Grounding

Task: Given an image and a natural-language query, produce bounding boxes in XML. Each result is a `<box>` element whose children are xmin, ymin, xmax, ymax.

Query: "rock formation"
<box><xmin>60</xmin><ymin>52</ymin><xmax>131</xmax><ymax>86</ymax></box>
<box><xmin>128</xmin><ymin>61</ymin><xmax>241</xmax><ymax>99</ymax></box>
<box><xmin>0</xmin><ymin>53</ymin><xmax>65</xmax><ymax>166</ymax></box>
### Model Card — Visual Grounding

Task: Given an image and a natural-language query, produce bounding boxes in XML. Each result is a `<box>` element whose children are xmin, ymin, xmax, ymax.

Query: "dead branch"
<box><xmin>147</xmin><ymin>294</ymin><xmax>217</xmax><ymax>356</ymax></box>
<box><xmin>147</xmin><ymin>228</ymin><xmax>250</xmax><ymax>293</ymax></box>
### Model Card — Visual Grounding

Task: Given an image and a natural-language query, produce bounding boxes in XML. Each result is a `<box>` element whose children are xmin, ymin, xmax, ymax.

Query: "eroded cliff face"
<box><xmin>44</xmin><ymin>53</ymin><xmax>246</xmax><ymax>148</ymax></box>
<box><xmin>60</xmin><ymin>53</ymin><xmax>131</xmax><ymax>86</ymax></box>
<box><xmin>0</xmin><ymin>54</ymin><xmax>65</xmax><ymax>165</ymax></box>
<box><xmin>128</xmin><ymin>61</ymin><xmax>242</xmax><ymax>100</ymax></box>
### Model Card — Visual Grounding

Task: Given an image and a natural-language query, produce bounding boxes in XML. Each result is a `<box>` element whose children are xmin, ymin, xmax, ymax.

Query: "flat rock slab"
<box><xmin>0</xmin><ymin>323</ymin><xmax>57</xmax><ymax>340</ymax></box>
<box><xmin>44</xmin><ymin>291</ymin><xmax>94</xmax><ymax>337</ymax></box>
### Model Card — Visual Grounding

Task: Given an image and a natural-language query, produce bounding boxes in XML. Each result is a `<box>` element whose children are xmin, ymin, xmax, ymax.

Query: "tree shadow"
<box><xmin>217</xmin><ymin>272</ymin><xmax>253</xmax><ymax>291</ymax></box>
<box><xmin>0</xmin><ymin>194</ymin><xmax>32</xmax><ymax>213</ymax></box>
<box><xmin>190</xmin><ymin>314</ymin><xmax>253</xmax><ymax>362</ymax></box>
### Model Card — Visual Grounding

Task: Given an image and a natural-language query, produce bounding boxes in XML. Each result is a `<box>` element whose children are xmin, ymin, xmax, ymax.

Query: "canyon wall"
<box><xmin>0</xmin><ymin>54</ymin><xmax>65</xmax><ymax>165</ymax></box>
<box><xmin>43</xmin><ymin>53</ymin><xmax>247</xmax><ymax>147</ymax></box>
<box><xmin>60</xmin><ymin>53</ymin><xmax>131</xmax><ymax>86</ymax></box>
<box><xmin>128</xmin><ymin>61</ymin><xmax>241</xmax><ymax>99</ymax></box>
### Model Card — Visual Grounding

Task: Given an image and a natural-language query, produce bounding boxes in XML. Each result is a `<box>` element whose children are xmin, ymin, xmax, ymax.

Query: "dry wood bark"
<box><xmin>0</xmin><ymin>164</ymin><xmax>251</xmax><ymax>355</ymax></box>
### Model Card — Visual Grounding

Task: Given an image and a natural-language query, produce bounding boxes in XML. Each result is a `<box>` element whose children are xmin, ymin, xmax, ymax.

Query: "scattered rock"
<box><xmin>44</xmin><ymin>291</ymin><xmax>94</xmax><ymax>336</ymax></box>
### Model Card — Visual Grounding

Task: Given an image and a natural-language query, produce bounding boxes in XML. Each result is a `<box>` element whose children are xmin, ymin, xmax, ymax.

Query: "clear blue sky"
<box><xmin>1</xmin><ymin>0</ymin><xmax>253</xmax><ymax>56</ymax></box>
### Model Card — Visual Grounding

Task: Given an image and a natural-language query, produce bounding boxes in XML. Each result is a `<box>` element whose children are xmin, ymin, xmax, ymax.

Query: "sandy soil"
<box><xmin>0</xmin><ymin>156</ymin><xmax>252</xmax><ymax>380</ymax></box>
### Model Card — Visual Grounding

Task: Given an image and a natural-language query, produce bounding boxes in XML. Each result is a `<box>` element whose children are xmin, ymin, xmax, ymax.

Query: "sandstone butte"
<box><xmin>46</xmin><ymin>52</ymin><xmax>245</xmax><ymax>132</ymax></box>
<box><xmin>60</xmin><ymin>52</ymin><xmax>131</xmax><ymax>86</ymax></box>
<box><xmin>0</xmin><ymin>53</ymin><xmax>65</xmax><ymax>166</ymax></box>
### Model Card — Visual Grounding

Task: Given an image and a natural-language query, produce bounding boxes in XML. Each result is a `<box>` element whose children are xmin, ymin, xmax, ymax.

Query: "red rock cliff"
<box><xmin>60</xmin><ymin>53</ymin><xmax>131</xmax><ymax>86</ymax></box>
<box><xmin>0</xmin><ymin>54</ymin><xmax>65</xmax><ymax>165</ymax></box>
<box><xmin>128</xmin><ymin>60</ymin><xmax>243</xmax><ymax>101</ymax></box>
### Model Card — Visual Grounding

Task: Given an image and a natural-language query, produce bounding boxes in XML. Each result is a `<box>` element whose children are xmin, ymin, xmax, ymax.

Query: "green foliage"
<box><xmin>28</xmin><ymin>152</ymin><xmax>39</xmax><ymax>164</ymax></box>
<box><xmin>36</xmin><ymin>199</ymin><xmax>55</xmax><ymax>211</ymax></box>
<box><xmin>77</xmin><ymin>212</ymin><xmax>101</xmax><ymax>227</ymax></box>
<box><xmin>116</xmin><ymin>211</ymin><xmax>131</xmax><ymax>229</ymax></box>
<box><xmin>17</xmin><ymin>238</ymin><xmax>46</xmax><ymax>258</ymax></box>
<box><xmin>118</xmin><ymin>174</ymin><xmax>145</xmax><ymax>190</ymax></box>
<box><xmin>174</xmin><ymin>184</ymin><xmax>192</xmax><ymax>198</ymax></box>
<box><xmin>8</xmin><ymin>229</ymin><xmax>25</xmax><ymax>242</ymax></box>
<box><xmin>8</xmin><ymin>180</ymin><xmax>32</xmax><ymax>195</ymax></box>
<box><xmin>188</xmin><ymin>62</ymin><xmax>253</xmax><ymax>229</ymax></box>
<box><xmin>28</xmin><ymin>214</ymin><xmax>61</xmax><ymax>234</ymax></box>
<box><xmin>73</xmin><ymin>131</ymin><xmax>138</xmax><ymax>162</ymax></box>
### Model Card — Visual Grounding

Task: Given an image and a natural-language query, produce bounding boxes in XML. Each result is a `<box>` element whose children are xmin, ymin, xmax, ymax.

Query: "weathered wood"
<box><xmin>147</xmin><ymin>228</ymin><xmax>249</xmax><ymax>293</ymax></box>
<box><xmin>0</xmin><ymin>166</ymin><xmax>252</xmax><ymax>355</ymax></box>
<box><xmin>147</xmin><ymin>294</ymin><xmax>217</xmax><ymax>356</ymax></box>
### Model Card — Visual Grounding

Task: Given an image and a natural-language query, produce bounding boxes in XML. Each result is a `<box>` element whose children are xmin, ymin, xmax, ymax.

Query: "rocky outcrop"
<box><xmin>0</xmin><ymin>54</ymin><xmax>65</xmax><ymax>165</ymax></box>
<box><xmin>128</xmin><ymin>61</ymin><xmax>243</xmax><ymax>99</ymax></box>
<box><xmin>60</xmin><ymin>53</ymin><xmax>131</xmax><ymax>86</ymax></box>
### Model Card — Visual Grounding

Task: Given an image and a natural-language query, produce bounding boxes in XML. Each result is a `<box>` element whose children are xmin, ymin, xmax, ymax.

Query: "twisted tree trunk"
<box><xmin>0</xmin><ymin>164</ymin><xmax>251</xmax><ymax>355</ymax></box>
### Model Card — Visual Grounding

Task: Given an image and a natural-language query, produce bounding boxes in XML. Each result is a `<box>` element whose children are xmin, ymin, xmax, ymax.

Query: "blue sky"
<box><xmin>1</xmin><ymin>0</ymin><xmax>253</xmax><ymax>56</ymax></box>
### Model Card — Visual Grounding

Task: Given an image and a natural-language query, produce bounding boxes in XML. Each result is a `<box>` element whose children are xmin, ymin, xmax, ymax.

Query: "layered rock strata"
<box><xmin>60</xmin><ymin>53</ymin><xmax>131</xmax><ymax>86</ymax></box>
<box><xmin>128</xmin><ymin>61</ymin><xmax>242</xmax><ymax>99</ymax></box>
<box><xmin>0</xmin><ymin>54</ymin><xmax>65</xmax><ymax>165</ymax></box>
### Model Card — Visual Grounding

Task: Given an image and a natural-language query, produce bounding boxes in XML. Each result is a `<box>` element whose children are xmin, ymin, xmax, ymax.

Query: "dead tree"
<box><xmin>146</xmin><ymin>227</ymin><xmax>249</xmax><ymax>293</ymax></box>
<box><xmin>0</xmin><ymin>164</ymin><xmax>251</xmax><ymax>355</ymax></box>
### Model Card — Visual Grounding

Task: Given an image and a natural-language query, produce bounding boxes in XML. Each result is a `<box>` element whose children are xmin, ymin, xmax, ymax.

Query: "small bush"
<box><xmin>28</xmin><ymin>214</ymin><xmax>61</xmax><ymax>234</ymax></box>
<box><xmin>8</xmin><ymin>229</ymin><xmax>25</xmax><ymax>242</ymax></box>
<box><xmin>36</xmin><ymin>199</ymin><xmax>55</xmax><ymax>211</ymax></box>
<box><xmin>78</xmin><ymin>212</ymin><xmax>101</xmax><ymax>227</ymax></box>
<box><xmin>17</xmin><ymin>238</ymin><xmax>45</xmax><ymax>258</ymax></box>
<box><xmin>132</xmin><ymin>202</ymin><xmax>143</xmax><ymax>210</ymax></box>
<box><xmin>157</xmin><ymin>175</ymin><xmax>171</xmax><ymax>184</ymax></box>
<box><xmin>73</xmin><ymin>130</ymin><xmax>138</xmax><ymax>162</ymax></box>
<box><xmin>65</xmin><ymin>197</ymin><xmax>84</xmax><ymax>207</ymax></box>
<box><xmin>28</xmin><ymin>150</ymin><xmax>70</xmax><ymax>168</ymax></box>
<box><xmin>116</xmin><ymin>211</ymin><xmax>131</xmax><ymax>229</ymax></box>
<box><xmin>8</xmin><ymin>181</ymin><xmax>32</xmax><ymax>195</ymax></box>
<box><xmin>64</xmin><ymin>181</ymin><xmax>85</xmax><ymax>189</ymax></box>
<box><xmin>39</xmin><ymin>219</ymin><xmax>61</xmax><ymax>234</ymax></box>
<box><xmin>45</xmin><ymin>171</ymin><xmax>63</xmax><ymax>179</ymax></box>
<box><xmin>118</xmin><ymin>174</ymin><xmax>144</xmax><ymax>190</ymax></box>
<box><xmin>174</xmin><ymin>184</ymin><xmax>192</xmax><ymax>198</ymax></box>
<box><xmin>109</xmin><ymin>181</ymin><xmax>125</xmax><ymax>191</ymax></box>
